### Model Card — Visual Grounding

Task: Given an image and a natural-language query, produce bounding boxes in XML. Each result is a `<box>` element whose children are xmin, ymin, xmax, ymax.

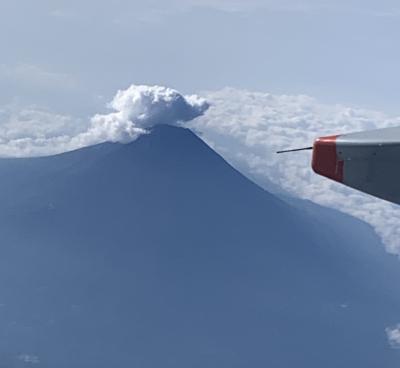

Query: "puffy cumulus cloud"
<box><xmin>188</xmin><ymin>88</ymin><xmax>400</xmax><ymax>254</ymax></box>
<box><xmin>90</xmin><ymin>85</ymin><xmax>209</xmax><ymax>143</ymax></box>
<box><xmin>0</xmin><ymin>106</ymin><xmax>87</xmax><ymax>157</ymax></box>
<box><xmin>0</xmin><ymin>85</ymin><xmax>209</xmax><ymax>157</ymax></box>
<box><xmin>386</xmin><ymin>325</ymin><xmax>400</xmax><ymax>349</ymax></box>
<box><xmin>0</xmin><ymin>107</ymin><xmax>83</xmax><ymax>139</ymax></box>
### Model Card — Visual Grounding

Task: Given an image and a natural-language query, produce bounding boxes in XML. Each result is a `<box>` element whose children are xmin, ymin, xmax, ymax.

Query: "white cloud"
<box><xmin>386</xmin><ymin>325</ymin><xmax>400</xmax><ymax>348</ymax></box>
<box><xmin>0</xmin><ymin>107</ymin><xmax>83</xmax><ymax>140</ymax></box>
<box><xmin>188</xmin><ymin>88</ymin><xmax>400</xmax><ymax>254</ymax></box>
<box><xmin>0</xmin><ymin>84</ymin><xmax>209</xmax><ymax>157</ymax></box>
<box><xmin>88</xmin><ymin>85</ymin><xmax>209</xmax><ymax>143</ymax></box>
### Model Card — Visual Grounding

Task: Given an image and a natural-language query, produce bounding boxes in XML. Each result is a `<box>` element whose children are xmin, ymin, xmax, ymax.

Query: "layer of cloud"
<box><xmin>188</xmin><ymin>88</ymin><xmax>400</xmax><ymax>254</ymax></box>
<box><xmin>386</xmin><ymin>325</ymin><xmax>400</xmax><ymax>348</ymax></box>
<box><xmin>0</xmin><ymin>85</ymin><xmax>209</xmax><ymax>157</ymax></box>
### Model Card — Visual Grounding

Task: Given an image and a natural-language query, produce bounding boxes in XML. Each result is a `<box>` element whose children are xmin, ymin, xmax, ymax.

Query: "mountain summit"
<box><xmin>0</xmin><ymin>125</ymin><xmax>399</xmax><ymax>367</ymax></box>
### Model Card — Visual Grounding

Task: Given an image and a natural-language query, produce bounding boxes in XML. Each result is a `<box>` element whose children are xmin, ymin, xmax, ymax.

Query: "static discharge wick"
<box><xmin>276</xmin><ymin>147</ymin><xmax>313</xmax><ymax>154</ymax></box>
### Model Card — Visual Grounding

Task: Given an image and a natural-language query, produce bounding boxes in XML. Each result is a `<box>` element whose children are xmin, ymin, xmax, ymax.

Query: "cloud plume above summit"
<box><xmin>90</xmin><ymin>85</ymin><xmax>210</xmax><ymax>143</ymax></box>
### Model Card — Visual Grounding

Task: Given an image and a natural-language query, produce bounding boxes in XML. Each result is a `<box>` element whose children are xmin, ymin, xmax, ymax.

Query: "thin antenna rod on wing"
<box><xmin>276</xmin><ymin>147</ymin><xmax>313</xmax><ymax>154</ymax></box>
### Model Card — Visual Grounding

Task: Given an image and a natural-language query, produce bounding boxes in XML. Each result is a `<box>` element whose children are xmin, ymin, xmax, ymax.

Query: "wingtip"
<box><xmin>312</xmin><ymin>135</ymin><xmax>343</xmax><ymax>182</ymax></box>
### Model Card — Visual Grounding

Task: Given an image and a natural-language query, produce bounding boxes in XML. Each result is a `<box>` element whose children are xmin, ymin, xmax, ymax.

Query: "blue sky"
<box><xmin>2</xmin><ymin>0</ymin><xmax>400</xmax><ymax>115</ymax></box>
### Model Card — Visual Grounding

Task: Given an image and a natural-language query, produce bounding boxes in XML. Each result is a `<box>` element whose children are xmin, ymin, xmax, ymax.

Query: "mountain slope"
<box><xmin>0</xmin><ymin>125</ymin><xmax>399</xmax><ymax>367</ymax></box>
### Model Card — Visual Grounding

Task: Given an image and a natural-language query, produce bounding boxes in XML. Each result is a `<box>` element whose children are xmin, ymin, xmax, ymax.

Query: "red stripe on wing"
<box><xmin>312</xmin><ymin>135</ymin><xmax>344</xmax><ymax>183</ymax></box>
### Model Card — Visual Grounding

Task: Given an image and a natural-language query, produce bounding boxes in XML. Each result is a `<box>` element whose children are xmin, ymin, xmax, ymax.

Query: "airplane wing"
<box><xmin>312</xmin><ymin>126</ymin><xmax>400</xmax><ymax>204</ymax></box>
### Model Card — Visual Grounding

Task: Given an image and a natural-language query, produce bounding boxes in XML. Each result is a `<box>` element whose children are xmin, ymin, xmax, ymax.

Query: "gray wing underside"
<box><xmin>317</xmin><ymin>127</ymin><xmax>400</xmax><ymax>204</ymax></box>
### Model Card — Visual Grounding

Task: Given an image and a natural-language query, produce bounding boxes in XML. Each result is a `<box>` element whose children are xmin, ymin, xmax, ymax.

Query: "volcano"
<box><xmin>0</xmin><ymin>125</ymin><xmax>399</xmax><ymax>367</ymax></box>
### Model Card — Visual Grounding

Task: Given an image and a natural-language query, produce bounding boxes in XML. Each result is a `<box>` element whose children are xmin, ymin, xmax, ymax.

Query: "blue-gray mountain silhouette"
<box><xmin>0</xmin><ymin>125</ymin><xmax>399</xmax><ymax>367</ymax></box>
